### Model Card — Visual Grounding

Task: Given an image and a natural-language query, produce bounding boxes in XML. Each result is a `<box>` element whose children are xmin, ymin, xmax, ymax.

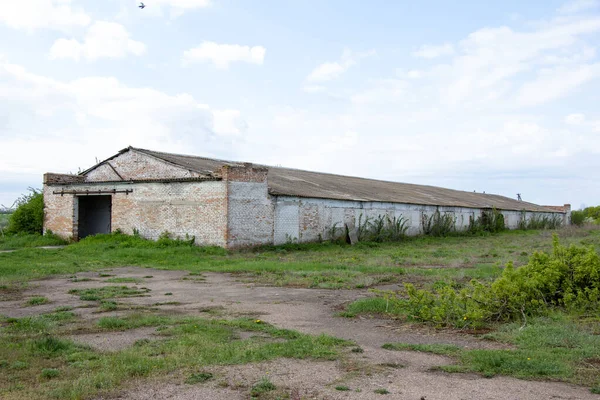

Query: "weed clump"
<box><xmin>26</xmin><ymin>296</ymin><xmax>50</xmax><ymax>306</ymax></box>
<box><xmin>250</xmin><ymin>377</ymin><xmax>276</xmax><ymax>397</ymax></box>
<box><xmin>422</xmin><ymin>210</ymin><xmax>456</xmax><ymax>237</ymax></box>
<box><xmin>397</xmin><ymin>236</ymin><xmax>600</xmax><ymax>328</ymax></box>
<box><xmin>41</xmin><ymin>368</ymin><xmax>60</xmax><ymax>379</ymax></box>
<box><xmin>185</xmin><ymin>372</ymin><xmax>213</xmax><ymax>384</ymax></box>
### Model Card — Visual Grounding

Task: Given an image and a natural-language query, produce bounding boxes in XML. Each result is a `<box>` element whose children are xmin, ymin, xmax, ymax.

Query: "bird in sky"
<box><xmin>139</xmin><ymin>2</ymin><xmax>146</xmax><ymax>9</ymax></box>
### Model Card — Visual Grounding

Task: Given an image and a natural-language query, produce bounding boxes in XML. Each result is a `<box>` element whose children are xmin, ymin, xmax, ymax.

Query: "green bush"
<box><xmin>400</xmin><ymin>236</ymin><xmax>600</xmax><ymax>328</ymax></box>
<box><xmin>571</xmin><ymin>210</ymin><xmax>586</xmax><ymax>227</ymax></box>
<box><xmin>422</xmin><ymin>209</ymin><xmax>456</xmax><ymax>237</ymax></box>
<box><xmin>519</xmin><ymin>213</ymin><xmax>563</xmax><ymax>230</ymax></box>
<box><xmin>357</xmin><ymin>214</ymin><xmax>409</xmax><ymax>242</ymax></box>
<box><xmin>7</xmin><ymin>188</ymin><xmax>44</xmax><ymax>234</ymax></box>
<box><xmin>582</xmin><ymin>206</ymin><xmax>600</xmax><ymax>222</ymax></box>
<box><xmin>468</xmin><ymin>208</ymin><xmax>505</xmax><ymax>234</ymax></box>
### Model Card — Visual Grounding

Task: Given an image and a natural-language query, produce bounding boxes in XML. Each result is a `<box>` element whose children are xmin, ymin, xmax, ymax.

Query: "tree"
<box><xmin>7</xmin><ymin>188</ymin><xmax>44</xmax><ymax>234</ymax></box>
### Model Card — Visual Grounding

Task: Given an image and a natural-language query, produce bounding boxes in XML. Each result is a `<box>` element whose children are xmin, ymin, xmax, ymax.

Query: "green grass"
<box><xmin>382</xmin><ymin>314</ymin><xmax>600</xmax><ymax>389</ymax></box>
<box><xmin>0</xmin><ymin>313</ymin><xmax>348</xmax><ymax>400</ymax></box>
<box><xmin>344</xmin><ymin>297</ymin><xmax>405</xmax><ymax>316</ymax></box>
<box><xmin>250</xmin><ymin>377</ymin><xmax>276</xmax><ymax>397</ymax></box>
<box><xmin>40</xmin><ymin>368</ymin><xmax>60</xmax><ymax>379</ymax></box>
<box><xmin>0</xmin><ymin>233</ymin><xmax>66</xmax><ymax>251</ymax></box>
<box><xmin>99</xmin><ymin>300</ymin><xmax>118</xmax><ymax>311</ymax></box>
<box><xmin>335</xmin><ymin>385</ymin><xmax>350</xmax><ymax>391</ymax></box>
<box><xmin>68</xmin><ymin>286</ymin><xmax>150</xmax><ymax>301</ymax></box>
<box><xmin>25</xmin><ymin>296</ymin><xmax>50</xmax><ymax>306</ymax></box>
<box><xmin>97</xmin><ymin>314</ymin><xmax>172</xmax><ymax>330</ymax></box>
<box><xmin>185</xmin><ymin>372</ymin><xmax>213</xmax><ymax>384</ymax></box>
<box><xmin>374</xmin><ymin>388</ymin><xmax>390</xmax><ymax>394</ymax></box>
<box><xmin>1</xmin><ymin>229</ymin><xmax>598</xmax><ymax>289</ymax></box>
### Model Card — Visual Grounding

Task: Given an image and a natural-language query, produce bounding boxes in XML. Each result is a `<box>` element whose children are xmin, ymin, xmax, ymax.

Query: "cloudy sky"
<box><xmin>1</xmin><ymin>0</ymin><xmax>599</xmax><ymax>209</ymax></box>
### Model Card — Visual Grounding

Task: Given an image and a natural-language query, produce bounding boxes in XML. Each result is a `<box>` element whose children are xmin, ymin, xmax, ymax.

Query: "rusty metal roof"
<box><xmin>130</xmin><ymin>147</ymin><xmax>558</xmax><ymax>213</ymax></box>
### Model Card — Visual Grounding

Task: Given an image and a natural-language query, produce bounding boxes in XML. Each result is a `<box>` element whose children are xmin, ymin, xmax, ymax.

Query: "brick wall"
<box><xmin>271</xmin><ymin>196</ymin><xmax>567</xmax><ymax>245</ymax></box>
<box><xmin>44</xmin><ymin>181</ymin><xmax>228</xmax><ymax>246</ymax></box>
<box><xmin>86</xmin><ymin>150</ymin><xmax>202</xmax><ymax>181</ymax></box>
<box><xmin>43</xmin><ymin>185</ymin><xmax>76</xmax><ymax>238</ymax></box>
<box><xmin>223</xmin><ymin>164</ymin><xmax>274</xmax><ymax>248</ymax></box>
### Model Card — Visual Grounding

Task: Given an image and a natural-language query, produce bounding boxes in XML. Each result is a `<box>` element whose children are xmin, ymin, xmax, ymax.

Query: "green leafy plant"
<box><xmin>26</xmin><ymin>296</ymin><xmax>50</xmax><ymax>306</ymax></box>
<box><xmin>185</xmin><ymin>372</ymin><xmax>213</xmax><ymax>384</ymax></box>
<box><xmin>469</xmin><ymin>208</ymin><xmax>505</xmax><ymax>234</ymax></box>
<box><xmin>374</xmin><ymin>388</ymin><xmax>390</xmax><ymax>394</ymax></box>
<box><xmin>422</xmin><ymin>209</ymin><xmax>456</xmax><ymax>237</ymax></box>
<box><xmin>250</xmin><ymin>377</ymin><xmax>276</xmax><ymax>397</ymax></box>
<box><xmin>398</xmin><ymin>236</ymin><xmax>600</xmax><ymax>328</ymax></box>
<box><xmin>7</xmin><ymin>188</ymin><xmax>44</xmax><ymax>234</ymax></box>
<box><xmin>571</xmin><ymin>210</ymin><xmax>586</xmax><ymax>227</ymax></box>
<box><xmin>352</xmin><ymin>214</ymin><xmax>409</xmax><ymax>242</ymax></box>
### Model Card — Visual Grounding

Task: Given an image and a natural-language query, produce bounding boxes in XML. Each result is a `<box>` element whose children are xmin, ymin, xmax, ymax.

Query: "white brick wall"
<box><xmin>44</xmin><ymin>180</ymin><xmax>228</xmax><ymax>246</ymax></box>
<box><xmin>227</xmin><ymin>181</ymin><xmax>274</xmax><ymax>247</ymax></box>
<box><xmin>86</xmin><ymin>150</ymin><xmax>202</xmax><ymax>181</ymax></box>
<box><xmin>272</xmin><ymin>196</ymin><xmax>563</xmax><ymax>245</ymax></box>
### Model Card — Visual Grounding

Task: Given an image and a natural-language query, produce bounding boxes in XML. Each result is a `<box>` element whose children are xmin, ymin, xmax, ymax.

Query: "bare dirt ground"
<box><xmin>2</xmin><ymin>267</ymin><xmax>598</xmax><ymax>400</ymax></box>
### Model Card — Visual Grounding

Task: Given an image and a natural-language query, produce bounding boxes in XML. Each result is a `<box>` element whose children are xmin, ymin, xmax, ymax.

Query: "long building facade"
<box><xmin>43</xmin><ymin>147</ymin><xmax>570</xmax><ymax>248</ymax></box>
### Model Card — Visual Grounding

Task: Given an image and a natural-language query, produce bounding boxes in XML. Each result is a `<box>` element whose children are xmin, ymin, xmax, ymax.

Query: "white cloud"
<box><xmin>137</xmin><ymin>0</ymin><xmax>211</xmax><ymax>18</ymax></box>
<box><xmin>410</xmin><ymin>16</ymin><xmax>600</xmax><ymax>107</ymax></box>
<box><xmin>413</xmin><ymin>43</ymin><xmax>454</xmax><ymax>58</ymax></box>
<box><xmin>565</xmin><ymin>113</ymin><xmax>586</xmax><ymax>124</ymax></box>
<box><xmin>0</xmin><ymin>58</ymin><xmax>246</xmax><ymax>180</ymax></box>
<box><xmin>150</xmin><ymin>0</ymin><xmax>212</xmax><ymax>8</ymax></box>
<box><xmin>558</xmin><ymin>0</ymin><xmax>600</xmax><ymax>14</ymax></box>
<box><xmin>350</xmin><ymin>79</ymin><xmax>407</xmax><ymax>105</ymax></box>
<box><xmin>49</xmin><ymin>21</ymin><xmax>146</xmax><ymax>61</ymax></box>
<box><xmin>516</xmin><ymin>63</ymin><xmax>600</xmax><ymax>106</ymax></box>
<box><xmin>212</xmin><ymin>109</ymin><xmax>247</xmax><ymax>136</ymax></box>
<box><xmin>306</xmin><ymin>49</ymin><xmax>375</xmax><ymax>83</ymax></box>
<box><xmin>182</xmin><ymin>41</ymin><xmax>266</xmax><ymax>69</ymax></box>
<box><xmin>0</xmin><ymin>0</ymin><xmax>90</xmax><ymax>31</ymax></box>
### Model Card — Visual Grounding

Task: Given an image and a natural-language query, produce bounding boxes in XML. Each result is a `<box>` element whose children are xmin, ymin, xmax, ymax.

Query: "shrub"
<box><xmin>399</xmin><ymin>236</ymin><xmax>600</xmax><ymax>328</ymax></box>
<box><xmin>571</xmin><ymin>210</ymin><xmax>586</xmax><ymax>227</ymax></box>
<box><xmin>357</xmin><ymin>214</ymin><xmax>409</xmax><ymax>242</ymax></box>
<box><xmin>422</xmin><ymin>209</ymin><xmax>456</xmax><ymax>237</ymax></box>
<box><xmin>524</xmin><ymin>214</ymin><xmax>563</xmax><ymax>230</ymax></box>
<box><xmin>7</xmin><ymin>188</ymin><xmax>44</xmax><ymax>234</ymax></box>
<box><xmin>469</xmin><ymin>208</ymin><xmax>505</xmax><ymax>234</ymax></box>
<box><xmin>582</xmin><ymin>205</ymin><xmax>600</xmax><ymax>222</ymax></box>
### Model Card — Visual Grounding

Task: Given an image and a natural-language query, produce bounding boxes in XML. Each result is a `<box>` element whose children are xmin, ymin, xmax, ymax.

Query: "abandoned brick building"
<box><xmin>43</xmin><ymin>147</ymin><xmax>570</xmax><ymax>248</ymax></box>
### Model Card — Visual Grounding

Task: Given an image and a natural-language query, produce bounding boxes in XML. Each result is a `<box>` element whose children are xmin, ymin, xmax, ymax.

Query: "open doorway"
<box><xmin>78</xmin><ymin>196</ymin><xmax>112</xmax><ymax>239</ymax></box>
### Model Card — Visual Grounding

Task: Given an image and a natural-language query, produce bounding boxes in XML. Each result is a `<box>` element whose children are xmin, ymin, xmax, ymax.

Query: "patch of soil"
<box><xmin>100</xmin><ymin>357</ymin><xmax>599</xmax><ymax>400</ymax></box>
<box><xmin>70</xmin><ymin>327</ymin><xmax>160</xmax><ymax>351</ymax></box>
<box><xmin>0</xmin><ymin>285</ymin><xmax>25</xmax><ymax>301</ymax></box>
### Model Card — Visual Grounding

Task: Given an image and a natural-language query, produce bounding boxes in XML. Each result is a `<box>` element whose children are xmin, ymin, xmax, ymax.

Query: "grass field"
<box><xmin>1</xmin><ymin>227</ymin><xmax>599</xmax><ymax>287</ymax></box>
<box><xmin>1</xmin><ymin>227</ymin><xmax>599</xmax><ymax>397</ymax></box>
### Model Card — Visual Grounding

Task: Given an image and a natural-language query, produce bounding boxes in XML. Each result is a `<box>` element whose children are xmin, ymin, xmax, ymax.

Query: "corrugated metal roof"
<box><xmin>128</xmin><ymin>147</ymin><xmax>558</xmax><ymax>213</ymax></box>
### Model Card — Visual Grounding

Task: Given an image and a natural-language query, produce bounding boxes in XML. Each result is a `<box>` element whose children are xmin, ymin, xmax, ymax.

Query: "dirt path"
<box><xmin>4</xmin><ymin>267</ymin><xmax>598</xmax><ymax>399</ymax></box>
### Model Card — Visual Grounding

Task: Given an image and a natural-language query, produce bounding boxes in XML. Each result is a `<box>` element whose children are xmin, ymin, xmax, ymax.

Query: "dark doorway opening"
<box><xmin>78</xmin><ymin>196</ymin><xmax>112</xmax><ymax>239</ymax></box>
